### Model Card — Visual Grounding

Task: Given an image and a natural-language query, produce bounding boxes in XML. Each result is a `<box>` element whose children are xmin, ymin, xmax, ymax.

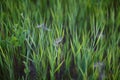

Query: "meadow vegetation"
<box><xmin>0</xmin><ymin>0</ymin><xmax>120</xmax><ymax>80</ymax></box>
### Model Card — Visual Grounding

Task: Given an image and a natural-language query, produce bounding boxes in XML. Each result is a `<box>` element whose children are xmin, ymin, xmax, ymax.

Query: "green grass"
<box><xmin>0</xmin><ymin>0</ymin><xmax>120</xmax><ymax>80</ymax></box>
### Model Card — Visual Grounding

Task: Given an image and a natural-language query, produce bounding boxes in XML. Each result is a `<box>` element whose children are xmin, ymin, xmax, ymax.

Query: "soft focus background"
<box><xmin>0</xmin><ymin>0</ymin><xmax>120</xmax><ymax>80</ymax></box>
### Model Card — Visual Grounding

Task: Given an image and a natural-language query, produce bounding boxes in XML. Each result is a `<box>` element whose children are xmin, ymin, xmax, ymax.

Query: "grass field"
<box><xmin>0</xmin><ymin>0</ymin><xmax>120</xmax><ymax>80</ymax></box>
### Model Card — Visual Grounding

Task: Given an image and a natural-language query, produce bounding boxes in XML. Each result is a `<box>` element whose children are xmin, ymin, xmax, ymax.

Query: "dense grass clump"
<box><xmin>0</xmin><ymin>0</ymin><xmax>120</xmax><ymax>80</ymax></box>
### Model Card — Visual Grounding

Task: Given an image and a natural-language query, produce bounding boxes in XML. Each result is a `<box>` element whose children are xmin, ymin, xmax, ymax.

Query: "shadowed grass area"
<box><xmin>0</xmin><ymin>0</ymin><xmax>120</xmax><ymax>80</ymax></box>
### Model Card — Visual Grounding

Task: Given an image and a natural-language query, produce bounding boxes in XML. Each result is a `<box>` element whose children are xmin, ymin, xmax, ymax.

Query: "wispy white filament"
<box><xmin>36</xmin><ymin>23</ymin><xmax>50</xmax><ymax>31</ymax></box>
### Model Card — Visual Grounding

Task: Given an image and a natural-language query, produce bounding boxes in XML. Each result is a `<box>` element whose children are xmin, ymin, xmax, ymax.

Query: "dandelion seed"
<box><xmin>36</xmin><ymin>23</ymin><xmax>44</xmax><ymax>28</ymax></box>
<box><xmin>36</xmin><ymin>23</ymin><xmax>50</xmax><ymax>31</ymax></box>
<box><xmin>97</xmin><ymin>33</ymin><xmax>104</xmax><ymax>39</ymax></box>
<box><xmin>94</xmin><ymin>62</ymin><xmax>105</xmax><ymax>80</ymax></box>
<box><xmin>20</xmin><ymin>13</ymin><xmax>24</xmax><ymax>19</ymax></box>
<box><xmin>94</xmin><ymin>62</ymin><xmax>104</xmax><ymax>68</ymax></box>
<box><xmin>53</xmin><ymin>37</ymin><xmax>63</xmax><ymax>47</ymax></box>
<box><xmin>94</xmin><ymin>62</ymin><xmax>105</xmax><ymax>73</ymax></box>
